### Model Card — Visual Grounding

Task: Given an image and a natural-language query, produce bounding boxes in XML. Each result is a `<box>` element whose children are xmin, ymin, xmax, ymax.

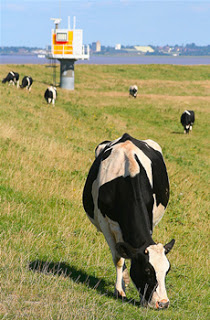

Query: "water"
<box><xmin>1</xmin><ymin>54</ymin><xmax>210</xmax><ymax>65</ymax></box>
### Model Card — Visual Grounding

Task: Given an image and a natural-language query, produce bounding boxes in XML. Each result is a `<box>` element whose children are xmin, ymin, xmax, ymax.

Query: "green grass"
<box><xmin>0</xmin><ymin>63</ymin><xmax>209</xmax><ymax>319</ymax></box>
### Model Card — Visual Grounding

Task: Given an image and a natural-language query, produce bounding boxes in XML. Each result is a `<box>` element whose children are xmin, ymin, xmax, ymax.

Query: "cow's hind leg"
<box><xmin>122</xmin><ymin>263</ymin><xmax>130</xmax><ymax>287</ymax></box>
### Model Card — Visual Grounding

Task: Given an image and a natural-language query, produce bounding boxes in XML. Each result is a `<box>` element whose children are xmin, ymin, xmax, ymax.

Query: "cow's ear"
<box><xmin>164</xmin><ymin>239</ymin><xmax>175</xmax><ymax>254</ymax></box>
<box><xmin>115</xmin><ymin>242</ymin><xmax>137</xmax><ymax>259</ymax></box>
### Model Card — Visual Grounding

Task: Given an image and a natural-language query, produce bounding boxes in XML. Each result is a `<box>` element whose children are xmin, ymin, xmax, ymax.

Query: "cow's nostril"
<box><xmin>157</xmin><ymin>300</ymin><xmax>170</xmax><ymax>309</ymax></box>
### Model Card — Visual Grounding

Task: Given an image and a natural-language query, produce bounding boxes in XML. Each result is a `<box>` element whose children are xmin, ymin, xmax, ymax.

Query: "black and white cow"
<box><xmin>44</xmin><ymin>86</ymin><xmax>57</xmax><ymax>105</ymax></box>
<box><xmin>2</xmin><ymin>71</ymin><xmax>19</xmax><ymax>87</ymax></box>
<box><xmin>20</xmin><ymin>76</ymin><xmax>33</xmax><ymax>91</ymax></box>
<box><xmin>180</xmin><ymin>110</ymin><xmax>195</xmax><ymax>134</ymax></box>
<box><xmin>83</xmin><ymin>133</ymin><xmax>175</xmax><ymax>309</ymax></box>
<box><xmin>129</xmin><ymin>85</ymin><xmax>138</xmax><ymax>98</ymax></box>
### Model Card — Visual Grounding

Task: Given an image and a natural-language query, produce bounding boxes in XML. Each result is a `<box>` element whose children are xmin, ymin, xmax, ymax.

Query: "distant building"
<box><xmin>92</xmin><ymin>41</ymin><xmax>101</xmax><ymax>52</ymax></box>
<box><xmin>115</xmin><ymin>44</ymin><xmax>121</xmax><ymax>50</ymax></box>
<box><xmin>134</xmin><ymin>46</ymin><xmax>154</xmax><ymax>53</ymax></box>
<box><xmin>96</xmin><ymin>41</ymin><xmax>101</xmax><ymax>52</ymax></box>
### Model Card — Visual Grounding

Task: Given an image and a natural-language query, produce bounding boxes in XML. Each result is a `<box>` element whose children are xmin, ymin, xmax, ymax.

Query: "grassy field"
<box><xmin>0</xmin><ymin>63</ymin><xmax>209</xmax><ymax>320</ymax></box>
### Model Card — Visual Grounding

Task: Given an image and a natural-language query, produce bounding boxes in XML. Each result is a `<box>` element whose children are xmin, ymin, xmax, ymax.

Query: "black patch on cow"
<box><xmin>101</xmin><ymin>148</ymin><xmax>112</xmax><ymax>161</ymax></box>
<box><xmin>83</xmin><ymin>152</ymin><xmax>104</xmax><ymax>219</ymax></box>
<box><xmin>130</xmin><ymin>254</ymin><xmax>158</xmax><ymax>302</ymax></box>
<box><xmin>45</xmin><ymin>89</ymin><xmax>53</xmax><ymax>101</ymax></box>
<box><xmin>98</xmin><ymin>171</ymin><xmax>154</xmax><ymax>248</ymax></box>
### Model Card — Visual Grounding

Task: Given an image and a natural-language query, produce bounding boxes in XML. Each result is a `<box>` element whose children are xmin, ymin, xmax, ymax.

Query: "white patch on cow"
<box><xmin>136</xmin><ymin>149</ymin><xmax>153</xmax><ymax>187</ymax></box>
<box><xmin>48</xmin><ymin>98</ymin><xmax>52</xmax><ymax>104</ymax></box>
<box><xmin>97</xmin><ymin>141</ymin><xmax>135</xmax><ymax>184</ymax></box>
<box><xmin>190</xmin><ymin>125</ymin><xmax>192</xmax><ymax>131</ymax></box>
<box><xmin>49</xmin><ymin>86</ymin><xmax>57</xmax><ymax>100</ymax></box>
<box><xmin>146</xmin><ymin>243</ymin><xmax>170</xmax><ymax>308</ymax></box>
<box><xmin>98</xmin><ymin>140</ymin><xmax>153</xmax><ymax>187</ymax></box>
<box><xmin>95</xmin><ymin>136</ymin><xmax>130</xmax><ymax>158</ymax></box>
<box><xmin>10</xmin><ymin>71</ymin><xmax>15</xmax><ymax>77</ymax></box>
<box><xmin>95</xmin><ymin>142</ymin><xmax>110</xmax><ymax>158</ymax></box>
<box><xmin>143</xmin><ymin>139</ymin><xmax>162</xmax><ymax>154</ymax></box>
<box><xmin>184</xmin><ymin>110</ymin><xmax>191</xmax><ymax>115</ymax></box>
<box><xmin>26</xmin><ymin>77</ymin><xmax>31</xmax><ymax>90</ymax></box>
<box><xmin>185</xmin><ymin>125</ymin><xmax>190</xmax><ymax>129</ymax></box>
<box><xmin>109</xmin><ymin>136</ymin><xmax>122</xmax><ymax>147</ymax></box>
<box><xmin>152</xmin><ymin>194</ymin><xmax>166</xmax><ymax>227</ymax></box>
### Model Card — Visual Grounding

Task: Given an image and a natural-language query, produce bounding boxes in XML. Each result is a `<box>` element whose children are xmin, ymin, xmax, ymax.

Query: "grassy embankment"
<box><xmin>0</xmin><ymin>63</ymin><xmax>209</xmax><ymax>319</ymax></box>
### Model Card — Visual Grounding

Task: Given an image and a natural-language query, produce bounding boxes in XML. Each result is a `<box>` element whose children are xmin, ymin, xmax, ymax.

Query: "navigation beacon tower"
<box><xmin>47</xmin><ymin>17</ymin><xmax>89</xmax><ymax>90</ymax></box>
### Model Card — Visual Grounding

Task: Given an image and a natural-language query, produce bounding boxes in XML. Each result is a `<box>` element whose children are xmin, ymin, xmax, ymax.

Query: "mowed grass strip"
<box><xmin>0</xmin><ymin>63</ymin><xmax>209</xmax><ymax>320</ymax></box>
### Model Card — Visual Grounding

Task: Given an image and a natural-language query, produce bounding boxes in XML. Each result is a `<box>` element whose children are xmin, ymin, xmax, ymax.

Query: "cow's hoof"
<box><xmin>114</xmin><ymin>288</ymin><xmax>126</xmax><ymax>299</ymax></box>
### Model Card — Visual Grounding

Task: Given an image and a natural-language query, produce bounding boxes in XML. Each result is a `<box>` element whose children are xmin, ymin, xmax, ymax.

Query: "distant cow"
<box><xmin>129</xmin><ymin>85</ymin><xmax>138</xmax><ymax>98</ymax></box>
<box><xmin>2</xmin><ymin>71</ymin><xmax>19</xmax><ymax>87</ymax></box>
<box><xmin>44</xmin><ymin>86</ymin><xmax>57</xmax><ymax>105</ymax></box>
<box><xmin>20</xmin><ymin>76</ymin><xmax>33</xmax><ymax>91</ymax></box>
<box><xmin>181</xmin><ymin>110</ymin><xmax>195</xmax><ymax>133</ymax></box>
<box><xmin>83</xmin><ymin>133</ymin><xmax>175</xmax><ymax>309</ymax></box>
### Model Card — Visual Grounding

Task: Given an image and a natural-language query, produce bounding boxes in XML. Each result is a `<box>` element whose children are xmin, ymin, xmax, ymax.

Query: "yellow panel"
<box><xmin>52</xmin><ymin>34</ymin><xmax>56</xmax><ymax>45</ymax></box>
<box><xmin>64</xmin><ymin>45</ymin><xmax>73</xmax><ymax>54</ymax></box>
<box><xmin>68</xmin><ymin>31</ymin><xmax>73</xmax><ymax>43</ymax></box>
<box><xmin>53</xmin><ymin>45</ymin><xmax>63</xmax><ymax>54</ymax></box>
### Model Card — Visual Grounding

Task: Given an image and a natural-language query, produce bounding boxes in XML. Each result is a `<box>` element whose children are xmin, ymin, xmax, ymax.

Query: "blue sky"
<box><xmin>1</xmin><ymin>0</ymin><xmax>210</xmax><ymax>48</ymax></box>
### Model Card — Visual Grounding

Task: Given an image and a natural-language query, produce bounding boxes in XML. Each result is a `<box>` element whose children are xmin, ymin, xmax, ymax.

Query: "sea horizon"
<box><xmin>1</xmin><ymin>54</ymin><xmax>210</xmax><ymax>65</ymax></box>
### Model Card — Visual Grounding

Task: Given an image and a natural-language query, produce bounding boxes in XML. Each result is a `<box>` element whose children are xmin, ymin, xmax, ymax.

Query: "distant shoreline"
<box><xmin>1</xmin><ymin>54</ymin><xmax>210</xmax><ymax>65</ymax></box>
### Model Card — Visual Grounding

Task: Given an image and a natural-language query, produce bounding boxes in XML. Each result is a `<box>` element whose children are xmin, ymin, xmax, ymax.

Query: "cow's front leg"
<box><xmin>114</xmin><ymin>257</ymin><xmax>126</xmax><ymax>298</ymax></box>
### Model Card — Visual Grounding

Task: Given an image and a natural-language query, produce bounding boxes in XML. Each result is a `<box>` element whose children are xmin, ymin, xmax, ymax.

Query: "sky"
<box><xmin>1</xmin><ymin>0</ymin><xmax>210</xmax><ymax>48</ymax></box>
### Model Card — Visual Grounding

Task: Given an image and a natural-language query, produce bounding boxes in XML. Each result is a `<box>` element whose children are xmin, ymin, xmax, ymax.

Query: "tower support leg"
<box><xmin>59</xmin><ymin>59</ymin><xmax>76</xmax><ymax>90</ymax></box>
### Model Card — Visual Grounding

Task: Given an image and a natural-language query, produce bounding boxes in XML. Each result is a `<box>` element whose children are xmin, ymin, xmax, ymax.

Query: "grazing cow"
<box><xmin>129</xmin><ymin>85</ymin><xmax>138</xmax><ymax>98</ymax></box>
<box><xmin>83</xmin><ymin>133</ymin><xmax>175</xmax><ymax>309</ymax></box>
<box><xmin>180</xmin><ymin>110</ymin><xmax>195</xmax><ymax>134</ymax></box>
<box><xmin>20</xmin><ymin>76</ymin><xmax>33</xmax><ymax>91</ymax></box>
<box><xmin>44</xmin><ymin>86</ymin><xmax>57</xmax><ymax>105</ymax></box>
<box><xmin>2</xmin><ymin>71</ymin><xmax>19</xmax><ymax>87</ymax></box>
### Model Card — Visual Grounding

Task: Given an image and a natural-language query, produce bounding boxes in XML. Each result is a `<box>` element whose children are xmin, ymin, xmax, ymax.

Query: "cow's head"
<box><xmin>116</xmin><ymin>239</ymin><xmax>175</xmax><ymax>309</ymax></box>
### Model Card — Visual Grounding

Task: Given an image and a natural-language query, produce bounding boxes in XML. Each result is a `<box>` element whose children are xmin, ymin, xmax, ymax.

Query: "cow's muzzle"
<box><xmin>156</xmin><ymin>299</ymin><xmax>170</xmax><ymax>309</ymax></box>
